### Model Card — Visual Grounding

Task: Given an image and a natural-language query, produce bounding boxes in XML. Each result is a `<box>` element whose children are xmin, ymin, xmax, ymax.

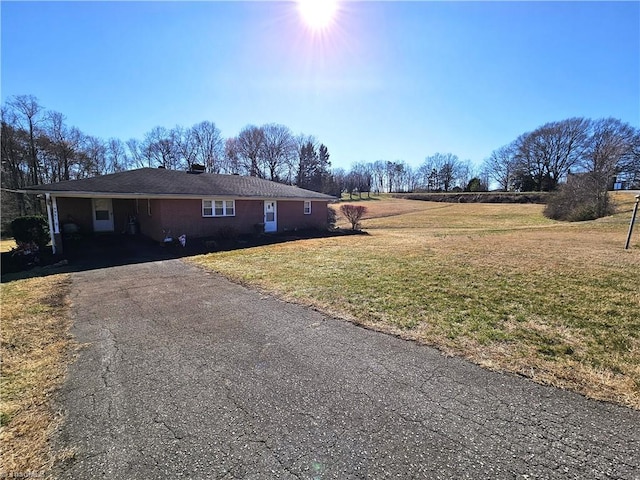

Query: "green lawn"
<box><xmin>189</xmin><ymin>196</ymin><xmax>640</xmax><ymax>408</ymax></box>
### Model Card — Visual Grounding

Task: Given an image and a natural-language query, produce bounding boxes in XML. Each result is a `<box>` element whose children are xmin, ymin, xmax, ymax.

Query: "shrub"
<box><xmin>10</xmin><ymin>216</ymin><xmax>49</xmax><ymax>248</ymax></box>
<box><xmin>216</xmin><ymin>225</ymin><xmax>239</xmax><ymax>241</ymax></box>
<box><xmin>544</xmin><ymin>175</ymin><xmax>614</xmax><ymax>221</ymax></box>
<box><xmin>327</xmin><ymin>206</ymin><xmax>337</xmax><ymax>230</ymax></box>
<box><xmin>340</xmin><ymin>204</ymin><xmax>367</xmax><ymax>230</ymax></box>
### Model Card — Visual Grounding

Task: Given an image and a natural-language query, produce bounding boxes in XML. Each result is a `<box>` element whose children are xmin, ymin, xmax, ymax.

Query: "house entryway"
<box><xmin>264</xmin><ymin>201</ymin><xmax>277</xmax><ymax>232</ymax></box>
<box><xmin>92</xmin><ymin>198</ymin><xmax>114</xmax><ymax>232</ymax></box>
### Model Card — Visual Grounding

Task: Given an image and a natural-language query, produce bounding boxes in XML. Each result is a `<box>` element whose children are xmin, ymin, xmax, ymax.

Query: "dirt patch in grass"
<box><xmin>1</xmin><ymin>274</ymin><xmax>75</xmax><ymax>477</ymax></box>
<box><xmin>190</xmin><ymin>197</ymin><xmax>640</xmax><ymax>409</ymax></box>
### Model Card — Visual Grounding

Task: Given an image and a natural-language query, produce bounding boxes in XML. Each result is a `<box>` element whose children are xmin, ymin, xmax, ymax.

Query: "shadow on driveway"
<box><xmin>1</xmin><ymin>229</ymin><xmax>367</xmax><ymax>282</ymax></box>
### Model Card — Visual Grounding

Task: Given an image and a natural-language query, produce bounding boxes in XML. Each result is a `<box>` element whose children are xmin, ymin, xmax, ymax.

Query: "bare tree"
<box><xmin>191</xmin><ymin>121</ymin><xmax>223</xmax><ymax>173</ymax></box>
<box><xmin>484</xmin><ymin>143</ymin><xmax>517</xmax><ymax>191</ymax></box>
<box><xmin>417</xmin><ymin>156</ymin><xmax>439</xmax><ymax>191</ymax></box>
<box><xmin>1</xmin><ymin>107</ymin><xmax>31</xmax><ymax>216</ymax></box>
<box><xmin>236</xmin><ymin>125</ymin><xmax>265</xmax><ymax>177</ymax></box>
<box><xmin>126</xmin><ymin>138</ymin><xmax>147</xmax><ymax>168</ymax></box>
<box><xmin>371</xmin><ymin>160</ymin><xmax>386</xmax><ymax>193</ymax></box>
<box><xmin>8</xmin><ymin>95</ymin><xmax>43</xmax><ymax>186</ymax></box>
<box><xmin>106</xmin><ymin>138</ymin><xmax>129</xmax><ymax>173</ymax></box>
<box><xmin>350</xmin><ymin>162</ymin><xmax>373</xmax><ymax>198</ymax></box>
<box><xmin>420</xmin><ymin>153</ymin><xmax>461</xmax><ymax>192</ymax></box>
<box><xmin>625</xmin><ymin>131</ymin><xmax>640</xmax><ymax>187</ymax></box>
<box><xmin>582</xmin><ymin>118</ymin><xmax>638</xmax><ymax>215</ymax></box>
<box><xmin>261</xmin><ymin>123</ymin><xmax>296</xmax><ymax>181</ymax></box>
<box><xmin>331</xmin><ymin>167</ymin><xmax>347</xmax><ymax>197</ymax></box>
<box><xmin>223</xmin><ymin>137</ymin><xmax>242</xmax><ymax>174</ymax></box>
<box><xmin>340</xmin><ymin>204</ymin><xmax>367</xmax><ymax>230</ymax></box>
<box><xmin>80</xmin><ymin>135</ymin><xmax>107</xmax><ymax>177</ymax></box>
<box><xmin>439</xmin><ymin>154</ymin><xmax>461</xmax><ymax>192</ymax></box>
<box><xmin>170</xmin><ymin>125</ymin><xmax>196</xmax><ymax>170</ymax></box>
<box><xmin>142</xmin><ymin>126</ymin><xmax>182</xmax><ymax>170</ymax></box>
<box><xmin>457</xmin><ymin>161</ymin><xmax>472</xmax><ymax>192</ymax></box>
<box><xmin>514</xmin><ymin>118</ymin><xmax>589</xmax><ymax>191</ymax></box>
<box><xmin>43</xmin><ymin>111</ymin><xmax>85</xmax><ymax>181</ymax></box>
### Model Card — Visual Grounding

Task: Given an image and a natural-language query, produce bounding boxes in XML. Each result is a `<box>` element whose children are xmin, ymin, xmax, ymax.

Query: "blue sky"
<box><xmin>2</xmin><ymin>1</ymin><xmax>639</xmax><ymax>172</ymax></box>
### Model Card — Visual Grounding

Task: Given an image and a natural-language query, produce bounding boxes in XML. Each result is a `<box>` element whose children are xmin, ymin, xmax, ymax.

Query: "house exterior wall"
<box><xmin>136</xmin><ymin>199</ymin><xmax>164</xmax><ymax>241</ymax></box>
<box><xmin>150</xmin><ymin>199</ymin><xmax>263</xmax><ymax>241</ymax></box>
<box><xmin>52</xmin><ymin>196</ymin><xmax>331</xmax><ymax>244</ymax></box>
<box><xmin>113</xmin><ymin>199</ymin><xmax>137</xmax><ymax>234</ymax></box>
<box><xmin>146</xmin><ymin>199</ymin><xmax>330</xmax><ymax>241</ymax></box>
<box><xmin>277</xmin><ymin>201</ymin><xmax>329</xmax><ymax>232</ymax></box>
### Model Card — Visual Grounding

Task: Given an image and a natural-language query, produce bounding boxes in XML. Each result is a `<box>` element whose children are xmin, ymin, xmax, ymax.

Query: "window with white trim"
<box><xmin>303</xmin><ymin>200</ymin><xmax>312</xmax><ymax>215</ymax></box>
<box><xmin>203</xmin><ymin>199</ymin><xmax>235</xmax><ymax>217</ymax></box>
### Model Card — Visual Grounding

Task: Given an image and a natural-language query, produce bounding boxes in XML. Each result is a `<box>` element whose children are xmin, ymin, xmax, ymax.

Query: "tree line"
<box><xmin>3</xmin><ymin>94</ymin><xmax>639</xmax><ymax>225</ymax></box>
<box><xmin>337</xmin><ymin>118</ymin><xmax>640</xmax><ymax>198</ymax></box>
<box><xmin>331</xmin><ymin>155</ymin><xmax>488</xmax><ymax>200</ymax></box>
<box><xmin>1</xmin><ymin>95</ymin><xmax>337</xmax><ymax>221</ymax></box>
<box><xmin>483</xmin><ymin>117</ymin><xmax>640</xmax><ymax>192</ymax></box>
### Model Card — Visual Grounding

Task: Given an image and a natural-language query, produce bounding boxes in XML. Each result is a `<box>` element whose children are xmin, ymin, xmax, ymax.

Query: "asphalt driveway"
<box><xmin>55</xmin><ymin>260</ymin><xmax>640</xmax><ymax>479</ymax></box>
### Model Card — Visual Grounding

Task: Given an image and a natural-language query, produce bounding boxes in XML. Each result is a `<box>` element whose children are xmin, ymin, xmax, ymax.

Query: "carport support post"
<box><xmin>45</xmin><ymin>193</ymin><xmax>59</xmax><ymax>254</ymax></box>
<box><xmin>625</xmin><ymin>195</ymin><xmax>640</xmax><ymax>250</ymax></box>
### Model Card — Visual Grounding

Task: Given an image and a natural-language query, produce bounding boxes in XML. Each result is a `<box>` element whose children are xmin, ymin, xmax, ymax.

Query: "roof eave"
<box><xmin>21</xmin><ymin>190</ymin><xmax>335</xmax><ymax>201</ymax></box>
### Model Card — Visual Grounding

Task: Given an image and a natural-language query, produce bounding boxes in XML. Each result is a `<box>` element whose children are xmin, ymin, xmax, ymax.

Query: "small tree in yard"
<box><xmin>340</xmin><ymin>204</ymin><xmax>367</xmax><ymax>230</ymax></box>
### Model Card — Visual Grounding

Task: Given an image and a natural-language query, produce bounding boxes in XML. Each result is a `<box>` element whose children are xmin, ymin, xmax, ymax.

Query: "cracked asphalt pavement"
<box><xmin>55</xmin><ymin>260</ymin><xmax>640</xmax><ymax>479</ymax></box>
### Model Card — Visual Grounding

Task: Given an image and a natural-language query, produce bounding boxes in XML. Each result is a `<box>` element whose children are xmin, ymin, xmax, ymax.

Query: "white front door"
<box><xmin>264</xmin><ymin>201</ymin><xmax>277</xmax><ymax>232</ymax></box>
<box><xmin>92</xmin><ymin>198</ymin><xmax>114</xmax><ymax>232</ymax></box>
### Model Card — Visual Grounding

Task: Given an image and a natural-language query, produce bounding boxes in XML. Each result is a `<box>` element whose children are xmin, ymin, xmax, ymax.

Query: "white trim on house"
<box><xmin>304</xmin><ymin>200</ymin><xmax>312</xmax><ymax>214</ymax></box>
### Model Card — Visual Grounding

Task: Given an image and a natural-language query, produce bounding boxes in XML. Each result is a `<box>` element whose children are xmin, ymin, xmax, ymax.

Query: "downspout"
<box><xmin>45</xmin><ymin>193</ymin><xmax>57</xmax><ymax>254</ymax></box>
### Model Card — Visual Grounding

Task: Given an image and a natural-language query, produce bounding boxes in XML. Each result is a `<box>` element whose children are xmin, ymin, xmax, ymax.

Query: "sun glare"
<box><xmin>297</xmin><ymin>0</ymin><xmax>338</xmax><ymax>31</ymax></box>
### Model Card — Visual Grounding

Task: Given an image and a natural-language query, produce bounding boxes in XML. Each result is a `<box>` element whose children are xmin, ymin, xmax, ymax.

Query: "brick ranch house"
<box><xmin>23</xmin><ymin>167</ymin><xmax>336</xmax><ymax>254</ymax></box>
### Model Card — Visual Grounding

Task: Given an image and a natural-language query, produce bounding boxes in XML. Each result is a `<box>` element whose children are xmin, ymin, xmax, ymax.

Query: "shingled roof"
<box><xmin>23</xmin><ymin>168</ymin><xmax>335</xmax><ymax>200</ymax></box>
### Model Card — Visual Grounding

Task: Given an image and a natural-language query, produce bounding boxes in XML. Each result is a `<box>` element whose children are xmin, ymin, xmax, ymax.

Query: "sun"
<box><xmin>296</xmin><ymin>0</ymin><xmax>339</xmax><ymax>31</ymax></box>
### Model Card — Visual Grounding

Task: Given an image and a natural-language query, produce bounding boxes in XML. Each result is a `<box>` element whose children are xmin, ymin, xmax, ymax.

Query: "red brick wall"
<box><xmin>150</xmin><ymin>199</ymin><xmax>264</xmax><ymax>241</ymax></box>
<box><xmin>53</xmin><ymin>197</ymin><xmax>331</xmax><ymax>243</ymax></box>
<box><xmin>151</xmin><ymin>199</ymin><xmax>329</xmax><ymax>240</ymax></box>
<box><xmin>136</xmin><ymin>199</ymin><xmax>163</xmax><ymax>240</ymax></box>
<box><xmin>113</xmin><ymin>199</ymin><xmax>136</xmax><ymax>234</ymax></box>
<box><xmin>277</xmin><ymin>201</ymin><xmax>329</xmax><ymax>231</ymax></box>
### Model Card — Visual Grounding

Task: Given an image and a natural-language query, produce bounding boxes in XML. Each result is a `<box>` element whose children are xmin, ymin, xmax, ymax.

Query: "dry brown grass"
<box><xmin>0</xmin><ymin>238</ymin><xmax>17</xmax><ymax>253</ymax></box>
<box><xmin>190</xmin><ymin>193</ymin><xmax>640</xmax><ymax>409</ymax></box>
<box><xmin>1</xmin><ymin>274</ymin><xmax>75</xmax><ymax>477</ymax></box>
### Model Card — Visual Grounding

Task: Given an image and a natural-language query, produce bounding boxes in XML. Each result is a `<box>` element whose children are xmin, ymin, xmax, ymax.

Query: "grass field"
<box><xmin>190</xmin><ymin>192</ymin><xmax>640</xmax><ymax>408</ymax></box>
<box><xmin>0</xmin><ymin>274</ymin><xmax>75</xmax><ymax>476</ymax></box>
